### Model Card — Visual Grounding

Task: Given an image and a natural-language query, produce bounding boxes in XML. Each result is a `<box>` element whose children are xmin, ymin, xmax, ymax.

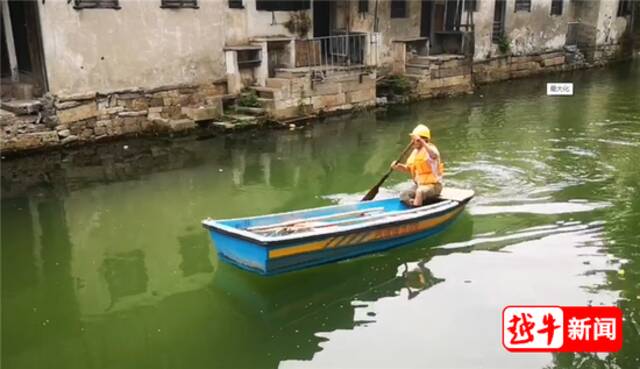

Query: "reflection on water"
<box><xmin>2</xmin><ymin>61</ymin><xmax>640</xmax><ymax>369</ymax></box>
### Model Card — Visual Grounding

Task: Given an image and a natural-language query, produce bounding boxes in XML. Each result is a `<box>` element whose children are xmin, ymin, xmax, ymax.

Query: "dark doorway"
<box><xmin>420</xmin><ymin>0</ymin><xmax>433</xmax><ymax>38</ymax></box>
<box><xmin>313</xmin><ymin>0</ymin><xmax>331</xmax><ymax>37</ymax></box>
<box><xmin>492</xmin><ymin>0</ymin><xmax>506</xmax><ymax>43</ymax></box>
<box><xmin>1</xmin><ymin>0</ymin><xmax>47</xmax><ymax>99</ymax></box>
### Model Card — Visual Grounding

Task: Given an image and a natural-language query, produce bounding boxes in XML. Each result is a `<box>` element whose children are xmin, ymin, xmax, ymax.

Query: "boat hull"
<box><xmin>205</xmin><ymin>197</ymin><xmax>468</xmax><ymax>275</ymax></box>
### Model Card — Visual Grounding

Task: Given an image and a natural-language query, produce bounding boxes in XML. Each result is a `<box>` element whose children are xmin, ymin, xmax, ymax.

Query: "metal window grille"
<box><xmin>550</xmin><ymin>0</ymin><xmax>562</xmax><ymax>15</ymax></box>
<box><xmin>464</xmin><ymin>0</ymin><xmax>478</xmax><ymax>12</ymax></box>
<box><xmin>514</xmin><ymin>0</ymin><xmax>531</xmax><ymax>12</ymax></box>
<box><xmin>255</xmin><ymin>0</ymin><xmax>310</xmax><ymax>11</ymax></box>
<box><xmin>358</xmin><ymin>0</ymin><xmax>369</xmax><ymax>14</ymax></box>
<box><xmin>161</xmin><ymin>0</ymin><xmax>199</xmax><ymax>9</ymax></box>
<box><xmin>390</xmin><ymin>0</ymin><xmax>407</xmax><ymax>18</ymax></box>
<box><xmin>229</xmin><ymin>0</ymin><xmax>244</xmax><ymax>9</ymax></box>
<box><xmin>73</xmin><ymin>0</ymin><xmax>120</xmax><ymax>9</ymax></box>
<box><xmin>617</xmin><ymin>0</ymin><xmax>632</xmax><ymax>17</ymax></box>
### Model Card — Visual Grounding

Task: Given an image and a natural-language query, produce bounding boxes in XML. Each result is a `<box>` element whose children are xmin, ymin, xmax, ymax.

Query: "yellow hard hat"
<box><xmin>410</xmin><ymin>124</ymin><xmax>431</xmax><ymax>139</ymax></box>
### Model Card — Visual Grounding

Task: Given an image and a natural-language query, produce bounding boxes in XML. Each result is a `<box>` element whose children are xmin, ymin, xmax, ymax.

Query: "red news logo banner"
<box><xmin>502</xmin><ymin>306</ymin><xmax>622</xmax><ymax>352</ymax></box>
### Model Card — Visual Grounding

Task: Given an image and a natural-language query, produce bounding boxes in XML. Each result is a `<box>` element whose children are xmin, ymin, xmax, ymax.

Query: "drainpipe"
<box><xmin>373</xmin><ymin>0</ymin><xmax>379</xmax><ymax>66</ymax></box>
<box><xmin>1</xmin><ymin>0</ymin><xmax>19</xmax><ymax>82</ymax></box>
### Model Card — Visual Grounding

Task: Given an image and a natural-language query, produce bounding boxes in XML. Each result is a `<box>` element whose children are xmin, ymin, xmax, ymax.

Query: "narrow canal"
<box><xmin>2</xmin><ymin>61</ymin><xmax>639</xmax><ymax>369</ymax></box>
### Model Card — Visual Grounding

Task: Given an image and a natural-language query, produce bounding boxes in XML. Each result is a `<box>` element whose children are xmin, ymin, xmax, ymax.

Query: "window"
<box><xmin>464</xmin><ymin>0</ymin><xmax>478</xmax><ymax>12</ymax></box>
<box><xmin>390</xmin><ymin>0</ymin><xmax>407</xmax><ymax>18</ymax></box>
<box><xmin>617</xmin><ymin>0</ymin><xmax>632</xmax><ymax>17</ymax></box>
<box><xmin>255</xmin><ymin>0</ymin><xmax>310</xmax><ymax>11</ymax></box>
<box><xmin>161</xmin><ymin>0</ymin><xmax>198</xmax><ymax>8</ymax></box>
<box><xmin>73</xmin><ymin>0</ymin><xmax>120</xmax><ymax>9</ymax></box>
<box><xmin>514</xmin><ymin>0</ymin><xmax>531</xmax><ymax>12</ymax></box>
<box><xmin>229</xmin><ymin>0</ymin><xmax>244</xmax><ymax>8</ymax></box>
<box><xmin>550</xmin><ymin>0</ymin><xmax>562</xmax><ymax>15</ymax></box>
<box><xmin>359</xmin><ymin>0</ymin><xmax>369</xmax><ymax>14</ymax></box>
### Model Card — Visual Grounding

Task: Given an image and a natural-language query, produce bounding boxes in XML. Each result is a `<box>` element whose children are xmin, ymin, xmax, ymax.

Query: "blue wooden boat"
<box><xmin>202</xmin><ymin>188</ymin><xmax>474</xmax><ymax>275</ymax></box>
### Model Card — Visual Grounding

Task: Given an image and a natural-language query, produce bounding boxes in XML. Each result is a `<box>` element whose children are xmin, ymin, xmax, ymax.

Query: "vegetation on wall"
<box><xmin>497</xmin><ymin>35</ymin><xmax>511</xmax><ymax>55</ymax></box>
<box><xmin>284</xmin><ymin>11</ymin><xmax>311</xmax><ymax>38</ymax></box>
<box><xmin>386</xmin><ymin>75</ymin><xmax>412</xmax><ymax>96</ymax></box>
<box><xmin>238</xmin><ymin>89</ymin><xmax>261</xmax><ymax>108</ymax></box>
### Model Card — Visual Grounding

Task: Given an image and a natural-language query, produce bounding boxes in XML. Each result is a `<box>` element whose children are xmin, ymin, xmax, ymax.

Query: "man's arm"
<box><xmin>417</xmin><ymin>138</ymin><xmax>439</xmax><ymax>160</ymax></box>
<box><xmin>391</xmin><ymin>161</ymin><xmax>410</xmax><ymax>173</ymax></box>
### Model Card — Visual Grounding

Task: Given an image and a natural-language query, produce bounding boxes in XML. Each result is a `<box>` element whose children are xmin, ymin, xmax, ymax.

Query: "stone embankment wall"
<box><xmin>473</xmin><ymin>44</ymin><xmax>623</xmax><ymax>84</ymax></box>
<box><xmin>405</xmin><ymin>56</ymin><xmax>474</xmax><ymax>99</ymax></box>
<box><xmin>1</xmin><ymin>83</ymin><xmax>226</xmax><ymax>154</ymax></box>
<box><xmin>258</xmin><ymin>69</ymin><xmax>377</xmax><ymax>120</ymax></box>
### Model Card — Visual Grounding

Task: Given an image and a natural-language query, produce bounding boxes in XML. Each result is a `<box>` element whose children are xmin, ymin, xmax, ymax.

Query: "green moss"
<box><xmin>238</xmin><ymin>90</ymin><xmax>261</xmax><ymax>108</ymax></box>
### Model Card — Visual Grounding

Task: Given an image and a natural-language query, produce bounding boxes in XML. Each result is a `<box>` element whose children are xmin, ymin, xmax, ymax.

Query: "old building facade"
<box><xmin>1</xmin><ymin>0</ymin><xmax>638</xmax><ymax>154</ymax></box>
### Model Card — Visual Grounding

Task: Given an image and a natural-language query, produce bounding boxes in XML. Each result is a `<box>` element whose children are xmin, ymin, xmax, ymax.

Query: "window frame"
<box><xmin>390</xmin><ymin>0</ymin><xmax>408</xmax><ymax>19</ymax></box>
<box><xmin>514</xmin><ymin>0</ymin><xmax>531</xmax><ymax>13</ymax></box>
<box><xmin>550</xmin><ymin>0</ymin><xmax>563</xmax><ymax>16</ymax></box>
<box><xmin>617</xmin><ymin>0</ymin><xmax>632</xmax><ymax>17</ymax></box>
<box><xmin>255</xmin><ymin>0</ymin><xmax>310</xmax><ymax>12</ymax></box>
<box><xmin>73</xmin><ymin>0</ymin><xmax>121</xmax><ymax>10</ymax></box>
<box><xmin>464</xmin><ymin>0</ymin><xmax>478</xmax><ymax>12</ymax></box>
<box><xmin>229</xmin><ymin>0</ymin><xmax>244</xmax><ymax>9</ymax></box>
<box><xmin>358</xmin><ymin>0</ymin><xmax>369</xmax><ymax>14</ymax></box>
<box><xmin>160</xmin><ymin>0</ymin><xmax>199</xmax><ymax>9</ymax></box>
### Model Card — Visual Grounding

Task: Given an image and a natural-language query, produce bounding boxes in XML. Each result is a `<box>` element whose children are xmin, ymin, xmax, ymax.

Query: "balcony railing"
<box><xmin>296</xmin><ymin>33</ymin><xmax>367</xmax><ymax>73</ymax></box>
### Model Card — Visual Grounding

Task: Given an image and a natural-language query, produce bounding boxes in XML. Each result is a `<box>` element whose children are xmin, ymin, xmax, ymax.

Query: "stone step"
<box><xmin>234</xmin><ymin>106</ymin><xmax>266</xmax><ymax>115</ymax></box>
<box><xmin>251</xmin><ymin>86</ymin><xmax>278</xmax><ymax>99</ymax></box>
<box><xmin>406</xmin><ymin>63</ymin><xmax>431</xmax><ymax>69</ymax></box>
<box><xmin>1</xmin><ymin>99</ymin><xmax>42</xmax><ymax>115</ymax></box>
<box><xmin>404</xmin><ymin>73</ymin><xmax>424</xmax><ymax>80</ymax></box>
<box><xmin>266</xmin><ymin>78</ymin><xmax>291</xmax><ymax>89</ymax></box>
<box><xmin>274</xmin><ymin>69</ymin><xmax>308</xmax><ymax>79</ymax></box>
<box><xmin>405</xmin><ymin>66</ymin><xmax>428</xmax><ymax>75</ymax></box>
<box><xmin>223</xmin><ymin>114</ymin><xmax>261</xmax><ymax>127</ymax></box>
<box><xmin>257</xmin><ymin>97</ymin><xmax>275</xmax><ymax>110</ymax></box>
<box><xmin>407</xmin><ymin>58</ymin><xmax>431</xmax><ymax>66</ymax></box>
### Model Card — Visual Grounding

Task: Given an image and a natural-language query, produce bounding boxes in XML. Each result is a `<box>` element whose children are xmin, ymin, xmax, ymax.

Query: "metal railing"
<box><xmin>492</xmin><ymin>21</ymin><xmax>505</xmax><ymax>43</ymax></box>
<box><xmin>296</xmin><ymin>33</ymin><xmax>367</xmax><ymax>73</ymax></box>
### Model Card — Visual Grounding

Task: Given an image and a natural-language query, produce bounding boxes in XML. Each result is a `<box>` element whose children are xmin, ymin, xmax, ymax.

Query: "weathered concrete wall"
<box><xmin>474</xmin><ymin>0</ymin><xmax>571</xmax><ymax>60</ymax></box>
<box><xmin>37</xmin><ymin>0</ymin><xmax>226</xmax><ymax>95</ymax></box>
<box><xmin>348</xmin><ymin>0</ymin><xmax>422</xmax><ymax>69</ymax></box>
<box><xmin>225</xmin><ymin>0</ymin><xmax>310</xmax><ymax>44</ymax></box>
<box><xmin>506</xmin><ymin>0</ymin><xmax>571</xmax><ymax>55</ymax></box>
<box><xmin>474</xmin><ymin>0</ymin><xmax>630</xmax><ymax>61</ymax></box>
<box><xmin>472</xmin><ymin>0</ymin><xmax>496</xmax><ymax>60</ymax></box>
<box><xmin>595</xmin><ymin>0</ymin><xmax>628</xmax><ymax>45</ymax></box>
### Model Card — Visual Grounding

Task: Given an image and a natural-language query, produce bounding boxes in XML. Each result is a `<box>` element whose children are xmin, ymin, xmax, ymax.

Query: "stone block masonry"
<box><xmin>1</xmin><ymin>82</ymin><xmax>226</xmax><ymax>154</ymax></box>
<box><xmin>472</xmin><ymin>46</ymin><xmax>625</xmax><ymax>85</ymax></box>
<box><xmin>407</xmin><ymin>56</ymin><xmax>474</xmax><ymax>99</ymax></box>
<box><xmin>259</xmin><ymin>69</ymin><xmax>377</xmax><ymax>120</ymax></box>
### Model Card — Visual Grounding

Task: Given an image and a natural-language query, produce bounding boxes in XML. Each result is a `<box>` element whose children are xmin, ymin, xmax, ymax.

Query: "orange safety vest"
<box><xmin>406</xmin><ymin>147</ymin><xmax>444</xmax><ymax>185</ymax></box>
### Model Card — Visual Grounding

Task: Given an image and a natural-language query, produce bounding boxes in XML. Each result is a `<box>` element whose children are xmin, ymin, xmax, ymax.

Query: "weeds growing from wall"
<box><xmin>238</xmin><ymin>90</ymin><xmax>261</xmax><ymax>108</ymax></box>
<box><xmin>497</xmin><ymin>35</ymin><xmax>511</xmax><ymax>55</ymax></box>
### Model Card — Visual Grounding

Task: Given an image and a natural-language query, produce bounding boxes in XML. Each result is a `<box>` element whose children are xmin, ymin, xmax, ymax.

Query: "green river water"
<box><xmin>2</xmin><ymin>61</ymin><xmax>639</xmax><ymax>369</ymax></box>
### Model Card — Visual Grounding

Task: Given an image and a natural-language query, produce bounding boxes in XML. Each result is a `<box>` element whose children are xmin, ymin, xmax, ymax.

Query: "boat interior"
<box><xmin>206</xmin><ymin>188</ymin><xmax>474</xmax><ymax>239</ymax></box>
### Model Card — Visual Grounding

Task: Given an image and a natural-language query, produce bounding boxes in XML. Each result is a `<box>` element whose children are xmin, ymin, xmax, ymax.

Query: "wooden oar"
<box><xmin>361</xmin><ymin>142</ymin><xmax>414</xmax><ymax>201</ymax></box>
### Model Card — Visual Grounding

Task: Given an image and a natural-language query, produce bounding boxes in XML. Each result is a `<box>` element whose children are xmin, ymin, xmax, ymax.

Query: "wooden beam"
<box><xmin>1</xmin><ymin>0</ymin><xmax>18</xmax><ymax>82</ymax></box>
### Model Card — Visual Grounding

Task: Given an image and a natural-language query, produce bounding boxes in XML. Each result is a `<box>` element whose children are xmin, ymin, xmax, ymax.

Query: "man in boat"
<box><xmin>391</xmin><ymin>124</ymin><xmax>444</xmax><ymax>207</ymax></box>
